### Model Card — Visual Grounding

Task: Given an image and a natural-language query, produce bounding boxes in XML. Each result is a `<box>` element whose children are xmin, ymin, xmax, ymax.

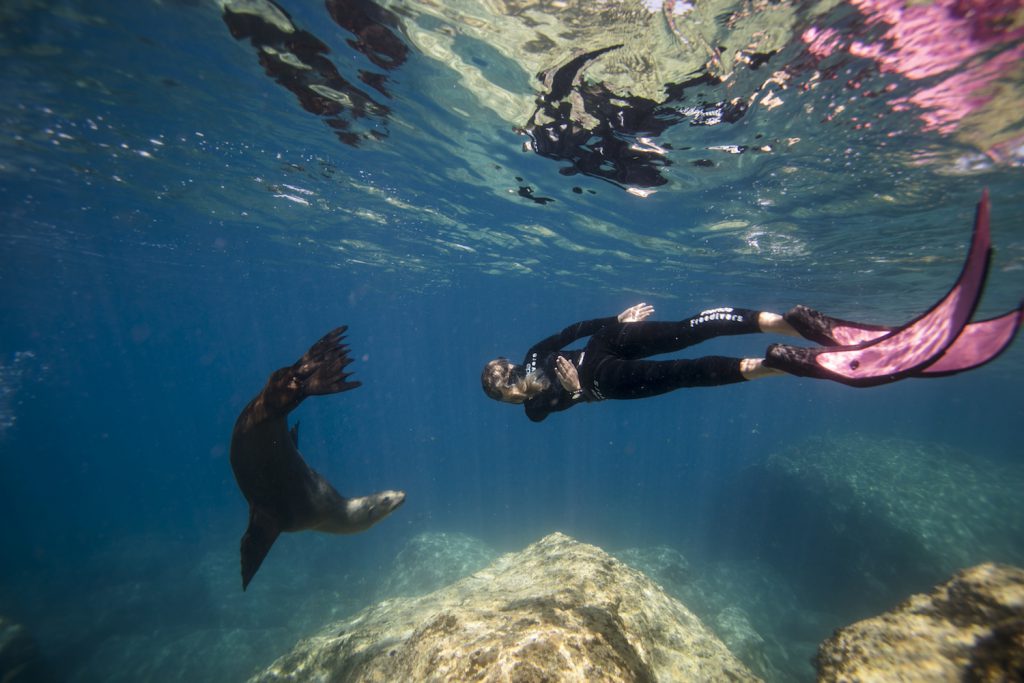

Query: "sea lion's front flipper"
<box><xmin>291</xmin><ymin>326</ymin><xmax>362</xmax><ymax>396</ymax></box>
<box><xmin>239</xmin><ymin>328</ymin><xmax>363</xmax><ymax>426</ymax></box>
<box><xmin>240</xmin><ymin>506</ymin><xmax>281</xmax><ymax>591</ymax></box>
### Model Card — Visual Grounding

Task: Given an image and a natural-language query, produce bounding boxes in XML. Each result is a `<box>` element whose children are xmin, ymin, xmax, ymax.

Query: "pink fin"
<box><xmin>920</xmin><ymin>307</ymin><xmax>1022</xmax><ymax>376</ymax></box>
<box><xmin>814</xmin><ymin>190</ymin><xmax>992</xmax><ymax>386</ymax></box>
<box><xmin>829</xmin><ymin>322</ymin><xmax>889</xmax><ymax>346</ymax></box>
<box><xmin>827</xmin><ymin>309</ymin><xmax>1020</xmax><ymax>376</ymax></box>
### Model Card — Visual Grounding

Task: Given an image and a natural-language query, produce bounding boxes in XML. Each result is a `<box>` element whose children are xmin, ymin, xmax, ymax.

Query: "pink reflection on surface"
<box><xmin>801</xmin><ymin>0</ymin><xmax>1024</xmax><ymax>138</ymax></box>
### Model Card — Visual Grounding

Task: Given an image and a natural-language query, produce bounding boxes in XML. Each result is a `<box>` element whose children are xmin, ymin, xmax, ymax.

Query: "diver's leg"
<box><xmin>757</xmin><ymin>311</ymin><xmax>804</xmax><ymax>338</ymax></box>
<box><xmin>591</xmin><ymin>355</ymin><xmax>765</xmax><ymax>400</ymax></box>
<box><xmin>599</xmin><ymin>308</ymin><xmax>765</xmax><ymax>359</ymax></box>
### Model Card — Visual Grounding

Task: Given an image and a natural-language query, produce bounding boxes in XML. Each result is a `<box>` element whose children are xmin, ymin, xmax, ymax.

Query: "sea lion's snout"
<box><xmin>382</xmin><ymin>490</ymin><xmax>406</xmax><ymax>511</ymax></box>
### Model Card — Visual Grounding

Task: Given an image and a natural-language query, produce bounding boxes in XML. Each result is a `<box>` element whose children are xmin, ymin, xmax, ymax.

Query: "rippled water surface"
<box><xmin>4</xmin><ymin>0</ymin><xmax>1022</xmax><ymax>305</ymax></box>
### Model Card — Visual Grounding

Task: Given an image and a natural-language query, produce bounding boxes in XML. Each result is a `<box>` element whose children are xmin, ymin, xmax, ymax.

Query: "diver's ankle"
<box><xmin>740</xmin><ymin>357</ymin><xmax>785</xmax><ymax>380</ymax></box>
<box><xmin>758</xmin><ymin>311</ymin><xmax>801</xmax><ymax>337</ymax></box>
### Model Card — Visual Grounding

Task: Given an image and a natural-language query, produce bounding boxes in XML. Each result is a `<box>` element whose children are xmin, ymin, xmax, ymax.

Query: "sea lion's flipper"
<box><xmin>240</xmin><ymin>506</ymin><xmax>281</xmax><ymax>591</ymax></box>
<box><xmin>242</xmin><ymin>327</ymin><xmax>363</xmax><ymax>424</ymax></box>
<box><xmin>765</xmin><ymin>191</ymin><xmax>993</xmax><ymax>386</ymax></box>
<box><xmin>290</xmin><ymin>420</ymin><xmax>300</xmax><ymax>447</ymax></box>
<box><xmin>290</xmin><ymin>326</ymin><xmax>362</xmax><ymax>396</ymax></box>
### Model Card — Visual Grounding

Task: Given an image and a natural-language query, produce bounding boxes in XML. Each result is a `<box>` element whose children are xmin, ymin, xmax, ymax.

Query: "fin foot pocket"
<box><xmin>784</xmin><ymin>305</ymin><xmax>891</xmax><ymax>347</ymax></box>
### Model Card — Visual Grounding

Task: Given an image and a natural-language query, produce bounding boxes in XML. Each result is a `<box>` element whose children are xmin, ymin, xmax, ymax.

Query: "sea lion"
<box><xmin>230</xmin><ymin>326</ymin><xmax>405</xmax><ymax>590</ymax></box>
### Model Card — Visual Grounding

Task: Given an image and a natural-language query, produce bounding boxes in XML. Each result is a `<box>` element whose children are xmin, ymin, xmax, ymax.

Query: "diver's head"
<box><xmin>482</xmin><ymin>357</ymin><xmax>555</xmax><ymax>404</ymax></box>
<box><xmin>482</xmin><ymin>357</ymin><xmax>525</xmax><ymax>403</ymax></box>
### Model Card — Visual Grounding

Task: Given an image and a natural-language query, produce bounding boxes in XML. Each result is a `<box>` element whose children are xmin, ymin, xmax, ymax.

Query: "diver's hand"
<box><xmin>555</xmin><ymin>355</ymin><xmax>581</xmax><ymax>393</ymax></box>
<box><xmin>618</xmin><ymin>303</ymin><xmax>654</xmax><ymax>323</ymax></box>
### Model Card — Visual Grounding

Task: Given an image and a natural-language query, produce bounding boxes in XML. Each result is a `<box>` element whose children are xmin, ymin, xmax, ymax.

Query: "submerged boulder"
<box><xmin>0</xmin><ymin>616</ymin><xmax>49</xmax><ymax>683</ymax></box>
<box><xmin>376</xmin><ymin>531</ymin><xmax>497</xmax><ymax>600</ymax></box>
<box><xmin>249</xmin><ymin>532</ymin><xmax>759</xmax><ymax>682</ymax></box>
<box><xmin>707</xmin><ymin>434</ymin><xmax>1024</xmax><ymax>613</ymax></box>
<box><xmin>613</xmin><ymin>546</ymin><xmax>693</xmax><ymax>593</ymax></box>
<box><xmin>817</xmin><ymin>562</ymin><xmax>1024</xmax><ymax>681</ymax></box>
<box><xmin>615</xmin><ymin>545</ymin><xmax>816</xmax><ymax>682</ymax></box>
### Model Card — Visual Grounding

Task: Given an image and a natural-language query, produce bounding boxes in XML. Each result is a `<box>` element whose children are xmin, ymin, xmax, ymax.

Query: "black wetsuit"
<box><xmin>522</xmin><ymin>308</ymin><xmax>762</xmax><ymax>422</ymax></box>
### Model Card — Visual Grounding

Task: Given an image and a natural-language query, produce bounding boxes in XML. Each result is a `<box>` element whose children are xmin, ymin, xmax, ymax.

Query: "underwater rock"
<box><xmin>0</xmin><ymin>616</ymin><xmax>49</xmax><ymax>683</ymax></box>
<box><xmin>707</xmin><ymin>434</ymin><xmax>1024</xmax><ymax>613</ymax></box>
<box><xmin>376</xmin><ymin>531</ymin><xmax>497</xmax><ymax>599</ymax></box>
<box><xmin>614</xmin><ymin>546</ymin><xmax>805</xmax><ymax>682</ymax></box>
<box><xmin>249</xmin><ymin>532</ymin><xmax>760</xmax><ymax>682</ymax></box>
<box><xmin>710</xmin><ymin>607</ymin><xmax>771</xmax><ymax>680</ymax></box>
<box><xmin>613</xmin><ymin>545</ymin><xmax>693</xmax><ymax>592</ymax></box>
<box><xmin>816</xmin><ymin>562</ymin><xmax>1024</xmax><ymax>681</ymax></box>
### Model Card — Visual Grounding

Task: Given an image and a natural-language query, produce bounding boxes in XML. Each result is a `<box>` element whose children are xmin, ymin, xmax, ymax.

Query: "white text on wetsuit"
<box><xmin>527</xmin><ymin>352</ymin><xmax>538</xmax><ymax>374</ymax></box>
<box><xmin>690</xmin><ymin>307</ymin><xmax>744</xmax><ymax>326</ymax></box>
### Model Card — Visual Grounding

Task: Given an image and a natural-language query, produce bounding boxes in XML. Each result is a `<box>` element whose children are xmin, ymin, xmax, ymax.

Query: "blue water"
<box><xmin>2</xmin><ymin>1</ymin><xmax>1023</xmax><ymax>681</ymax></box>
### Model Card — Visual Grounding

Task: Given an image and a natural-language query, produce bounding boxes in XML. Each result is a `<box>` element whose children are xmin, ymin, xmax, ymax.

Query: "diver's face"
<box><xmin>485</xmin><ymin>359</ymin><xmax>527</xmax><ymax>404</ymax></box>
<box><xmin>499</xmin><ymin>383</ymin><xmax>528</xmax><ymax>403</ymax></box>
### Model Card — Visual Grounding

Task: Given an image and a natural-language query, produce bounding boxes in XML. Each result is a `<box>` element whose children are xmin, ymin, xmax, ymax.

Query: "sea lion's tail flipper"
<box><xmin>240</xmin><ymin>507</ymin><xmax>281</xmax><ymax>591</ymax></box>
<box><xmin>765</xmin><ymin>190</ymin><xmax>993</xmax><ymax>386</ymax></box>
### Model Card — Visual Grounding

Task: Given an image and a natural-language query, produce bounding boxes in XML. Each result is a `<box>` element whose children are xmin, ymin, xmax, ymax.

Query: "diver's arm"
<box><xmin>526</xmin><ymin>316</ymin><xmax>618</xmax><ymax>355</ymax></box>
<box><xmin>525</xmin><ymin>388</ymin><xmax>579</xmax><ymax>422</ymax></box>
<box><xmin>528</xmin><ymin>304</ymin><xmax>654</xmax><ymax>356</ymax></box>
<box><xmin>525</xmin><ymin>401</ymin><xmax>549</xmax><ymax>422</ymax></box>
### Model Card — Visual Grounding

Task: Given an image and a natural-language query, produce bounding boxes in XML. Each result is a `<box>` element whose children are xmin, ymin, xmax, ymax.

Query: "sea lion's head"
<box><xmin>343</xmin><ymin>489</ymin><xmax>406</xmax><ymax>532</ymax></box>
